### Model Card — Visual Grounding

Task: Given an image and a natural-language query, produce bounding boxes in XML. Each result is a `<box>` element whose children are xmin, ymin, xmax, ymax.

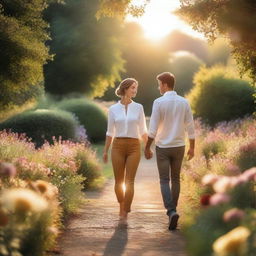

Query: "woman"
<box><xmin>103</xmin><ymin>78</ymin><xmax>148</xmax><ymax>221</ymax></box>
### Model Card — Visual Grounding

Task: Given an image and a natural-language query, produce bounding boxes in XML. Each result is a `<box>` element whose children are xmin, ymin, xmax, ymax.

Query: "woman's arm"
<box><xmin>103</xmin><ymin>135</ymin><xmax>113</xmax><ymax>163</ymax></box>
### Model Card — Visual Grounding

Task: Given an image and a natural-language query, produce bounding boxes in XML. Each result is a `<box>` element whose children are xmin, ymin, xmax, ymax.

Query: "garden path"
<box><xmin>55</xmin><ymin>155</ymin><xmax>187</xmax><ymax>256</ymax></box>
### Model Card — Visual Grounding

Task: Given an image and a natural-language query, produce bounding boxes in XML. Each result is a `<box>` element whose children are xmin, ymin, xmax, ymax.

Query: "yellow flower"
<box><xmin>0</xmin><ymin>188</ymin><xmax>48</xmax><ymax>214</ymax></box>
<box><xmin>213</xmin><ymin>226</ymin><xmax>250</xmax><ymax>256</ymax></box>
<box><xmin>33</xmin><ymin>180</ymin><xmax>58</xmax><ymax>200</ymax></box>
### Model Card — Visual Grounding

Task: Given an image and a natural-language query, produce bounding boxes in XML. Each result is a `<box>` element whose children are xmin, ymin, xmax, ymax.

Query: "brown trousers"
<box><xmin>111</xmin><ymin>138</ymin><xmax>141</xmax><ymax>212</ymax></box>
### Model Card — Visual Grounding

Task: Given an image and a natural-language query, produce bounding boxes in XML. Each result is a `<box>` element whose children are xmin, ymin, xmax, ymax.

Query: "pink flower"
<box><xmin>202</xmin><ymin>174</ymin><xmax>220</xmax><ymax>186</ymax></box>
<box><xmin>240</xmin><ymin>168</ymin><xmax>256</xmax><ymax>182</ymax></box>
<box><xmin>223</xmin><ymin>208</ymin><xmax>245</xmax><ymax>222</ymax></box>
<box><xmin>213</xmin><ymin>177</ymin><xmax>233</xmax><ymax>193</ymax></box>
<box><xmin>210</xmin><ymin>193</ymin><xmax>231</xmax><ymax>206</ymax></box>
<box><xmin>0</xmin><ymin>163</ymin><xmax>17</xmax><ymax>178</ymax></box>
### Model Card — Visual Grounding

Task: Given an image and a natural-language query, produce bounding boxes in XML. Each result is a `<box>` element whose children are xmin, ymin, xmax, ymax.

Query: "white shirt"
<box><xmin>148</xmin><ymin>91</ymin><xmax>195</xmax><ymax>148</ymax></box>
<box><xmin>106</xmin><ymin>101</ymin><xmax>147</xmax><ymax>139</ymax></box>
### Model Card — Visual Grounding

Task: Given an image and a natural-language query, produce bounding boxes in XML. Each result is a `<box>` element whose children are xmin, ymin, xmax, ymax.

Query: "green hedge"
<box><xmin>188</xmin><ymin>66</ymin><xmax>255</xmax><ymax>126</ymax></box>
<box><xmin>56</xmin><ymin>98</ymin><xmax>107</xmax><ymax>142</ymax></box>
<box><xmin>0</xmin><ymin>109</ymin><xmax>80</xmax><ymax>147</ymax></box>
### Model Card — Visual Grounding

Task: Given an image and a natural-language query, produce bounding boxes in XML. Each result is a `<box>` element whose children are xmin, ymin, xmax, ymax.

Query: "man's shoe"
<box><xmin>169</xmin><ymin>212</ymin><xmax>179</xmax><ymax>230</ymax></box>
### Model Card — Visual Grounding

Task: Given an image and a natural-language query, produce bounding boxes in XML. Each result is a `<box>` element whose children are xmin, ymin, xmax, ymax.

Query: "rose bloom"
<box><xmin>202</xmin><ymin>174</ymin><xmax>220</xmax><ymax>186</ymax></box>
<box><xmin>210</xmin><ymin>193</ymin><xmax>230</xmax><ymax>206</ymax></box>
<box><xmin>200</xmin><ymin>194</ymin><xmax>211</xmax><ymax>206</ymax></box>
<box><xmin>213</xmin><ymin>226</ymin><xmax>250</xmax><ymax>256</ymax></box>
<box><xmin>213</xmin><ymin>177</ymin><xmax>233</xmax><ymax>193</ymax></box>
<box><xmin>223</xmin><ymin>208</ymin><xmax>245</xmax><ymax>222</ymax></box>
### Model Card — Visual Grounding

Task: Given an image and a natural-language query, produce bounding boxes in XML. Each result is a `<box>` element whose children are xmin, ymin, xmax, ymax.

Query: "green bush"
<box><xmin>202</xmin><ymin>140</ymin><xmax>226</xmax><ymax>161</ymax></box>
<box><xmin>50</xmin><ymin>168</ymin><xmax>85</xmax><ymax>216</ymax></box>
<box><xmin>188</xmin><ymin>66</ymin><xmax>255</xmax><ymax>126</ymax></box>
<box><xmin>76</xmin><ymin>149</ymin><xmax>104</xmax><ymax>190</ymax></box>
<box><xmin>0</xmin><ymin>109</ymin><xmax>80</xmax><ymax>147</ymax></box>
<box><xmin>235</xmin><ymin>141</ymin><xmax>256</xmax><ymax>171</ymax></box>
<box><xmin>56</xmin><ymin>98</ymin><xmax>107</xmax><ymax>142</ymax></box>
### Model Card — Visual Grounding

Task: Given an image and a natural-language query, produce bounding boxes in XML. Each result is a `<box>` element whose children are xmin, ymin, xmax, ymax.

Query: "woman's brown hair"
<box><xmin>115</xmin><ymin>78</ymin><xmax>138</xmax><ymax>97</ymax></box>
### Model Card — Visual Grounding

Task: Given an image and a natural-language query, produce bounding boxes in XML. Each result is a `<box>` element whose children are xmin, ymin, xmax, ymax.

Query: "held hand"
<box><xmin>187</xmin><ymin>148</ymin><xmax>194</xmax><ymax>160</ymax></box>
<box><xmin>103</xmin><ymin>152</ymin><xmax>108</xmax><ymax>163</ymax></box>
<box><xmin>144</xmin><ymin>148</ymin><xmax>153</xmax><ymax>160</ymax></box>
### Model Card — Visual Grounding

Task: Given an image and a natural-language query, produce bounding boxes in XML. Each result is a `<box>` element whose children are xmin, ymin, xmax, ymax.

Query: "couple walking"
<box><xmin>103</xmin><ymin>72</ymin><xmax>195</xmax><ymax>230</ymax></box>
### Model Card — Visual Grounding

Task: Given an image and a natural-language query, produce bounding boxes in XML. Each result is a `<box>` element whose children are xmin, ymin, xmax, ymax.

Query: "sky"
<box><xmin>126</xmin><ymin>0</ymin><xmax>205</xmax><ymax>41</ymax></box>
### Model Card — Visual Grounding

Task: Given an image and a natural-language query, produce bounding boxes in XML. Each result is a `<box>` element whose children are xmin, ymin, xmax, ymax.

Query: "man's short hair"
<box><xmin>156</xmin><ymin>72</ymin><xmax>175</xmax><ymax>89</ymax></box>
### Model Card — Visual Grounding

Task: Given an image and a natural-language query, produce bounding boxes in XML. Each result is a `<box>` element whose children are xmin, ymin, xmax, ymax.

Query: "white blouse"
<box><xmin>106</xmin><ymin>101</ymin><xmax>147</xmax><ymax>139</ymax></box>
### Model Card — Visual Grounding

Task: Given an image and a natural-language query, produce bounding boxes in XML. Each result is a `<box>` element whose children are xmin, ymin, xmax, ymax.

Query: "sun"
<box><xmin>126</xmin><ymin>0</ymin><xmax>204</xmax><ymax>41</ymax></box>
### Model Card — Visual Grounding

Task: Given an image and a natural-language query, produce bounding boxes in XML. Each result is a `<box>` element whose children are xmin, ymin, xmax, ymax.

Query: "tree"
<box><xmin>176</xmin><ymin>0</ymin><xmax>256</xmax><ymax>81</ymax></box>
<box><xmin>169</xmin><ymin>51</ymin><xmax>204</xmax><ymax>96</ymax></box>
<box><xmin>0</xmin><ymin>0</ymin><xmax>52</xmax><ymax>118</ymax></box>
<box><xmin>43</xmin><ymin>0</ymin><xmax>124</xmax><ymax>98</ymax></box>
<box><xmin>161</xmin><ymin>30</ymin><xmax>208</xmax><ymax>62</ymax></box>
<box><xmin>97</xmin><ymin>0</ymin><xmax>148</xmax><ymax>18</ymax></box>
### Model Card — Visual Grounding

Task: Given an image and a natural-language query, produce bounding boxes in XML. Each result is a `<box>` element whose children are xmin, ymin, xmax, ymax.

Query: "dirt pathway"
<box><xmin>57</xmin><ymin>156</ymin><xmax>187</xmax><ymax>256</ymax></box>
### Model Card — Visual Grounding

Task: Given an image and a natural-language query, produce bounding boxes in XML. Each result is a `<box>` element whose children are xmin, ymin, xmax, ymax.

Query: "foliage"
<box><xmin>180</xmin><ymin>118</ymin><xmax>256</xmax><ymax>256</ymax></box>
<box><xmin>0</xmin><ymin>0</ymin><xmax>52</xmax><ymax>113</ymax></box>
<box><xmin>162</xmin><ymin>30</ymin><xmax>209</xmax><ymax>62</ymax></box>
<box><xmin>97</xmin><ymin>0</ymin><xmax>148</xmax><ymax>18</ymax></box>
<box><xmin>76</xmin><ymin>149</ymin><xmax>104</xmax><ymax>190</ymax></box>
<box><xmin>207</xmin><ymin>38</ymin><xmax>231</xmax><ymax>66</ymax></box>
<box><xmin>235</xmin><ymin>141</ymin><xmax>256</xmax><ymax>172</ymax></box>
<box><xmin>169</xmin><ymin>51</ymin><xmax>204</xmax><ymax>95</ymax></box>
<box><xmin>44</xmin><ymin>0</ymin><xmax>124</xmax><ymax>97</ymax></box>
<box><xmin>187</xmin><ymin>66</ymin><xmax>255</xmax><ymax>126</ymax></box>
<box><xmin>177</xmin><ymin>0</ymin><xmax>256</xmax><ymax>81</ymax></box>
<box><xmin>0</xmin><ymin>131</ymin><xmax>105</xmax><ymax>254</ymax></box>
<box><xmin>0</xmin><ymin>185</ymin><xmax>60</xmax><ymax>256</ymax></box>
<box><xmin>0</xmin><ymin>109</ymin><xmax>84</xmax><ymax>147</ymax></box>
<box><xmin>56</xmin><ymin>98</ymin><xmax>107</xmax><ymax>142</ymax></box>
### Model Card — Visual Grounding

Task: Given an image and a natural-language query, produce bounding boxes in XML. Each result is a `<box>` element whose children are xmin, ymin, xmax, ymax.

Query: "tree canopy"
<box><xmin>0</xmin><ymin>0</ymin><xmax>52</xmax><ymax>114</ymax></box>
<box><xmin>176</xmin><ymin>0</ymin><xmax>256</xmax><ymax>81</ymax></box>
<box><xmin>44</xmin><ymin>0</ymin><xmax>124</xmax><ymax>97</ymax></box>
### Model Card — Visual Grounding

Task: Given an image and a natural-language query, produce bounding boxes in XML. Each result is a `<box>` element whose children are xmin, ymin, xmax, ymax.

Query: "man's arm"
<box><xmin>145</xmin><ymin>136</ymin><xmax>154</xmax><ymax>159</ymax></box>
<box><xmin>187</xmin><ymin>138</ymin><xmax>195</xmax><ymax>160</ymax></box>
<box><xmin>144</xmin><ymin>100</ymin><xmax>160</xmax><ymax>159</ymax></box>
<box><xmin>185</xmin><ymin>102</ymin><xmax>195</xmax><ymax>160</ymax></box>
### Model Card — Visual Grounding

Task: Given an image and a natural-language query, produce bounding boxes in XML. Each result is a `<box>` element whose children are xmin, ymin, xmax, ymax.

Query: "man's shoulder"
<box><xmin>176</xmin><ymin>94</ymin><xmax>189</xmax><ymax>103</ymax></box>
<box><xmin>153</xmin><ymin>95</ymin><xmax>165</xmax><ymax>104</ymax></box>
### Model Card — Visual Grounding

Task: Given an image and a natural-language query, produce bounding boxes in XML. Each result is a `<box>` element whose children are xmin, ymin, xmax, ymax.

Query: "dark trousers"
<box><xmin>156</xmin><ymin>146</ymin><xmax>185</xmax><ymax>215</ymax></box>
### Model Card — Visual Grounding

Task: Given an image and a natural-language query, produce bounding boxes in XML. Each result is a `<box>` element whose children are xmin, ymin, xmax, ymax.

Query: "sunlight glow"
<box><xmin>126</xmin><ymin>0</ymin><xmax>204</xmax><ymax>41</ymax></box>
<box><xmin>122</xmin><ymin>183</ymin><xmax>126</xmax><ymax>193</ymax></box>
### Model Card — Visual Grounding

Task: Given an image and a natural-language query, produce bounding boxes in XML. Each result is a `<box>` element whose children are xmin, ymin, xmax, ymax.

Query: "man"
<box><xmin>144</xmin><ymin>72</ymin><xmax>195</xmax><ymax>230</ymax></box>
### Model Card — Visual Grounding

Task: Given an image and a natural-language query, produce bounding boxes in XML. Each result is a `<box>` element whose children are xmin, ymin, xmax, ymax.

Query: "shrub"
<box><xmin>187</xmin><ymin>66</ymin><xmax>255</xmax><ymax>126</ymax></box>
<box><xmin>235</xmin><ymin>141</ymin><xmax>256</xmax><ymax>171</ymax></box>
<box><xmin>0</xmin><ymin>109</ymin><xmax>82</xmax><ymax>147</ymax></box>
<box><xmin>56</xmin><ymin>98</ymin><xmax>107</xmax><ymax>142</ymax></box>
<box><xmin>76</xmin><ymin>149</ymin><xmax>104</xmax><ymax>190</ymax></box>
<box><xmin>0</xmin><ymin>186</ymin><xmax>60</xmax><ymax>256</ymax></box>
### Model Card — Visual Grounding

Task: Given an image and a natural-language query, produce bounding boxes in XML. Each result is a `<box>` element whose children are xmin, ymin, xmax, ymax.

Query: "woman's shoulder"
<box><xmin>132</xmin><ymin>101</ymin><xmax>144</xmax><ymax>109</ymax></box>
<box><xmin>109</xmin><ymin>102</ymin><xmax>120</xmax><ymax>111</ymax></box>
